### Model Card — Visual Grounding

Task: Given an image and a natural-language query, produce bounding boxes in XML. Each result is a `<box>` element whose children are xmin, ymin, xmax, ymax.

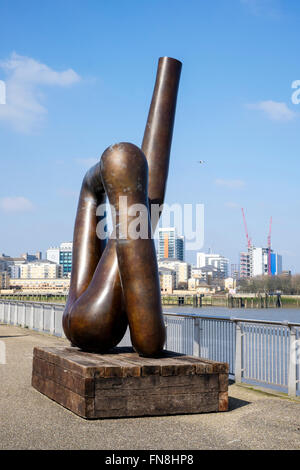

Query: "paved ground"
<box><xmin>1</xmin><ymin>323</ymin><xmax>300</xmax><ymax>450</ymax></box>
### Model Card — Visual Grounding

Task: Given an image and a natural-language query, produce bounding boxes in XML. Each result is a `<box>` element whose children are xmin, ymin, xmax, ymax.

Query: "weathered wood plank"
<box><xmin>34</xmin><ymin>346</ymin><xmax>228</xmax><ymax>377</ymax></box>
<box><xmin>33</xmin><ymin>347</ymin><xmax>102</xmax><ymax>377</ymax></box>
<box><xmin>192</xmin><ymin>356</ymin><xmax>229</xmax><ymax>374</ymax></box>
<box><xmin>95</xmin><ymin>374</ymin><xmax>219</xmax><ymax>395</ymax></box>
<box><xmin>32</xmin><ymin>373</ymin><xmax>94</xmax><ymax>418</ymax></box>
<box><xmin>219</xmin><ymin>373</ymin><xmax>229</xmax><ymax>392</ymax></box>
<box><xmin>218</xmin><ymin>391</ymin><xmax>229</xmax><ymax>412</ymax></box>
<box><xmin>159</xmin><ymin>357</ymin><xmax>197</xmax><ymax>376</ymax></box>
<box><xmin>97</xmin><ymin>355</ymin><xmax>141</xmax><ymax>377</ymax></box>
<box><xmin>95</xmin><ymin>391</ymin><xmax>219</xmax><ymax>417</ymax></box>
<box><xmin>33</xmin><ymin>356</ymin><xmax>94</xmax><ymax>397</ymax></box>
<box><xmin>116</xmin><ymin>354</ymin><xmax>161</xmax><ymax>376</ymax></box>
<box><xmin>172</xmin><ymin>355</ymin><xmax>214</xmax><ymax>374</ymax></box>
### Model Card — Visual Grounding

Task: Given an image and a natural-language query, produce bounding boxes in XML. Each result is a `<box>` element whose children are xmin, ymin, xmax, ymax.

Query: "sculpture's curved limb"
<box><xmin>67</xmin><ymin>238</ymin><xmax>127</xmax><ymax>352</ymax></box>
<box><xmin>62</xmin><ymin>163</ymin><xmax>106</xmax><ymax>340</ymax></box>
<box><xmin>100</xmin><ymin>143</ymin><xmax>165</xmax><ymax>356</ymax></box>
<box><xmin>62</xmin><ymin>163</ymin><xmax>128</xmax><ymax>351</ymax></box>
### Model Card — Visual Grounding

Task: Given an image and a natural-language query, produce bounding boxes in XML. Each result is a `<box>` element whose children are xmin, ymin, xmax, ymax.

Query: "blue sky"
<box><xmin>0</xmin><ymin>0</ymin><xmax>300</xmax><ymax>271</ymax></box>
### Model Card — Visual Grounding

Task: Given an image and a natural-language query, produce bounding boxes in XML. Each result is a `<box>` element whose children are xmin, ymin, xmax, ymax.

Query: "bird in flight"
<box><xmin>198</xmin><ymin>160</ymin><xmax>205</xmax><ymax>164</ymax></box>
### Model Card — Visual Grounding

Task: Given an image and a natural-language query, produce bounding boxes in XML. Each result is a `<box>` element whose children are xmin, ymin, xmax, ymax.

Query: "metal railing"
<box><xmin>0</xmin><ymin>300</ymin><xmax>299</xmax><ymax>397</ymax></box>
<box><xmin>0</xmin><ymin>300</ymin><xmax>66</xmax><ymax>337</ymax></box>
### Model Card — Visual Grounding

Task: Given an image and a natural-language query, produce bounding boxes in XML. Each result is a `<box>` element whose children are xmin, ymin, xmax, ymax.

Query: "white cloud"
<box><xmin>247</xmin><ymin>100</ymin><xmax>296</xmax><ymax>121</ymax></box>
<box><xmin>76</xmin><ymin>157</ymin><xmax>99</xmax><ymax>168</ymax></box>
<box><xmin>0</xmin><ymin>52</ymin><xmax>81</xmax><ymax>133</ymax></box>
<box><xmin>0</xmin><ymin>196</ymin><xmax>34</xmax><ymax>212</ymax></box>
<box><xmin>215</xmin><ymin>179</ymin><xmax>246</xmax><ymax>189</ymax></box>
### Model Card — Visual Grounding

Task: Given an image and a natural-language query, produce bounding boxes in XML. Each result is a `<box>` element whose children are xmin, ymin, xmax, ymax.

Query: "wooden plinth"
<box><xmin>32</xmin><ymin>346</ymin><xmax>229</xmax><ymax>419</ymax></box>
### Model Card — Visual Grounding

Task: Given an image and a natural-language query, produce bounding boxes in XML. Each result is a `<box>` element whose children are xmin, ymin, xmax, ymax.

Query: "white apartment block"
<box><xmin>158</xmin><ymin>259</ymin><xmax>191</xmax><ymax>288</ymax></box>
<box><xmin>191</xmin><ymin>265</ymin><xmax>223</xmax><ymax>282</ymax></box>
<box><xmin>46</xmin><ymin>247</ymin><xmax>60</xmax><ymax>264</ymax></box>
<box><xmin>196</xmin><ymin>252</ymin><xmax>229</xmax><ymax>278</ymax></box>
<box><xmin>20</xmin><ymin>261</ymin><xmax>62</xmax><ymax>279</ymax></box>
<box><xmin>251</xmin><ymin>247</ymin><xmax>268</xmax><ymax>277</ymax></box>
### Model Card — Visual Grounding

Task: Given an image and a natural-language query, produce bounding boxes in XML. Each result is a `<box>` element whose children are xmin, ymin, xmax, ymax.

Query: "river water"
<box><xmin>163</xmin><ymin>306</ymin><xmax>300</xmax><ymax>324</ymax></box>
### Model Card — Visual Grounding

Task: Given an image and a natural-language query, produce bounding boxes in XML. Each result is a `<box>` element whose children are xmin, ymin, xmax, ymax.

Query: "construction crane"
<box><xmin>241</xmin><ymin>208</ymin><xmax>252</xmax><ymax>249</ymax></box>
<box><xmin>268</xmin><ymin>216</ymin><xmax>273</xmax><ymax>275</ymax></box>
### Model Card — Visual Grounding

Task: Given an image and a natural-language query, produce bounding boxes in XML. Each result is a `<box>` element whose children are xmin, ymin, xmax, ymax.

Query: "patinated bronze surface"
<box><xmin>62</xmin><ymin>57</ymin><xmax>182</xmax><ymax>356</ymax></box>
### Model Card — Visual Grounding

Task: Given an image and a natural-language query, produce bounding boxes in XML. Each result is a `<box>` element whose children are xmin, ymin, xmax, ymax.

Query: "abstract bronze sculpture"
<box><xmin>62</xmin><ymin>57</ymin><xmax>182</xmax><ymax>357</ymax></box>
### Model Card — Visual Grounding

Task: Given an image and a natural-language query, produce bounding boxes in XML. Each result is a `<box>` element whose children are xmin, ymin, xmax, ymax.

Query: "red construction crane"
<box><xmin>268</xmin><ymin>216</ymin><xmax>273</xmax><ymax>275</ymax></box>
<box><xmin>241</xmin><ymin>208</ymin><xmax>251</xmax><ymax>249</ymax></box>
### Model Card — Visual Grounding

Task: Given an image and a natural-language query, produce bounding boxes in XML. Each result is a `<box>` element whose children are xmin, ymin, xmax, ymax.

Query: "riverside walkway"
<box><xmin>1</xmin><ymin>324</ymin><xmax>300</xmax><ymax>450</ymax></box>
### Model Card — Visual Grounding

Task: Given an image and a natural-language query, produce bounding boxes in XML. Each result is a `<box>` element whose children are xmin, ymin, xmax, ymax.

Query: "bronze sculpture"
<box><xmin>62</xmin><ymin>57</ymin><xmax>182</xmax><ymax>357</ymax></box>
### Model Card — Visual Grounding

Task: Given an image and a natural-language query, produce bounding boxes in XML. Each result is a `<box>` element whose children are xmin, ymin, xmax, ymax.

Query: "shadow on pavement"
<box><xmin>0</xmin><ymin>335</ymin><xmax>29</xmax><ymax>338</ymax></box>
<box><xmin>228</xmin><ymin>396</ymin><xmax>251</xmax><ymax>411</ymax></box>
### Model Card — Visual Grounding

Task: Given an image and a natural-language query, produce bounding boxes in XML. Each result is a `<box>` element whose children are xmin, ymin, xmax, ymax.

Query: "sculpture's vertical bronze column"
<box><xmin>142</xmin><ymin>57</ymin><xmax>182</xmax><ymax>215</ymax></box>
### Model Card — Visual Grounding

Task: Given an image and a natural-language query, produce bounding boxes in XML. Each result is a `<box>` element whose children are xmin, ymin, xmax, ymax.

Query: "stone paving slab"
<box><xmin>1</xmin><ymin>324</ymin><xmax>300</xmax><ymax>450</ymax></box>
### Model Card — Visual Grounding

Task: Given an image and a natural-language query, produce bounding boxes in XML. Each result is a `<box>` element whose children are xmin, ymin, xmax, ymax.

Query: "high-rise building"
<box><xmin>196</xmin><ymin>252</ymin><xmax>229</xmax><ymax>278</ymax></box>
<box><xmin>270</xmin><ymin>253</ymin><xmax>283</xmax><ymax>276</ymax></box>
<box><xmin>59</xmin><ymin>242</ymin><xmax>73</xmax><ymax>276</ymax></box>
<box><xmin>158</xmin><ymin>228</ymin><xmax>184</xmax><ymax>261</ymax></box>
<box><xmin>46</xmin><ymin>242</ymin><xmax>73</xmax><ymax>277</ymax></box>
<box><xmin>240</xmin><ymin>252</ymin><xmax>250</xmax><ymax>278</ymax></box>
<box><xmin>239</xmin><ymin>246</ymin><xmax>282</xmax><ymax>278</ymax></box>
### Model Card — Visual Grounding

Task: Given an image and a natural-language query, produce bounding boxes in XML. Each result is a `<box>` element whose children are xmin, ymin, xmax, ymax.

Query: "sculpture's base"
<box><xmin>32</xmin><ymin>346</ymin><xmax>229</xmax><ymax>419</ymax></box>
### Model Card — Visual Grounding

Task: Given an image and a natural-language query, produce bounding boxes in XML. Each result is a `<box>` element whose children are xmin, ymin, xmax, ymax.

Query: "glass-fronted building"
<box><xmin>59</xmin><ymin>242</ymin><xmax>73</xmax><ymax>276</ymax></box>
<box><xmin>46</xmin><ymin>242</ymin><xmax>73</xmax><ymax>277</ymax></box>
<box><xmin>158</xmin><ymin>228</ymin><xmax>184</xmax><ymax>261</ymax></box>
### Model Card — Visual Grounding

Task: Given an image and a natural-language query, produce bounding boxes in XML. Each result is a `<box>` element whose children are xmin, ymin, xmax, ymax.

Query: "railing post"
<box><xmin>193</xmin><ymin>318</ymin><xmax>201</xmax><ymax>357</ymax></box>
<box><xmin>50</xmin><ymin>306</ymin><xmax>55</xmax><ymax>335</ymax></box>
<box><xmin>7</xmin><ymin>302</ymin><xmax>11</xmax><ymax>324</ymax></box>
<box><xmin>30</xmin><ymin>304</ymin><xmax>34</xmax><ymax>329</ymax></box>
<box><xmin>21</xmin><ymin>303</ymin><xmax>25</xmax><ymax>327</ymax></box>
<box><xmin>288</xmin><ymin>326</ymin><xmax>297</xmax><ymax>397</ymax></box>
<box><xmin>235</xmin><ymin>321</ymin><xmax>243</xmax><ymax>383</ymax></box>
<box><xmin>22</xmin><ymin>303</ymin><xmax>26</xmax><ymax>327</ymax></box>
<box><xmin>39</xmin><ymin>305</ymin><xmax>44</xmax><ymax>331</ymax></box>
<box><xmin>12</xmin><ymin>303</ymin><xmax>17</xmax><ymax>325</ymax></box>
